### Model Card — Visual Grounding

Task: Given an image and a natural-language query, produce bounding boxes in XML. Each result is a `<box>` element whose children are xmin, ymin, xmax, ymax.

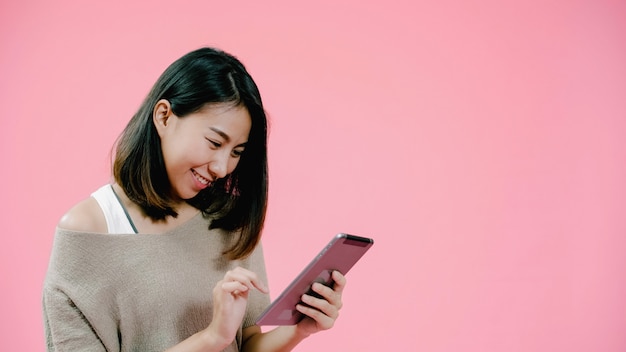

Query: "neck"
<box><xmin>111</xmin><ymin>183</ymin><xmax>200</xmax><ymax>233</ymax></box>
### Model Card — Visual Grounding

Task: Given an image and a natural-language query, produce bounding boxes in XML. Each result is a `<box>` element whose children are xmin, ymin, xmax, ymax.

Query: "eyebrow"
<box><xmin>210</xmin><ymin>127</ymin><xmax>247</xmax><ymax>147</ymax></box>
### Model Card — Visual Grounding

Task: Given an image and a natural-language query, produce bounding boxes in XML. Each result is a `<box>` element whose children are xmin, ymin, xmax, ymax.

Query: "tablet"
<box><xmin>256</xmin><ymin>233</ymin><xmax>374</xmax><ymax>326</ymax></box>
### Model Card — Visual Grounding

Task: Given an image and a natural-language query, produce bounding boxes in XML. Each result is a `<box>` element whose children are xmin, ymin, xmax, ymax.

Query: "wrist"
<box><xmin>199</xmin><ymin>328</ymin><xmax>230</xmax><ymax>352</ymax></box>
<box><xmin>293</xmin><ymin>324</ymin><xmax>313</xmax><ymax>340</ymax></box>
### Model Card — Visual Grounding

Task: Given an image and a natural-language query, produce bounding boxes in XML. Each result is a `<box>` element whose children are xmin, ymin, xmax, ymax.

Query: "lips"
<box><xmin>191</xmin><ymin>169</ymin><xmax>211</xmax><ymax>186</ymax></box>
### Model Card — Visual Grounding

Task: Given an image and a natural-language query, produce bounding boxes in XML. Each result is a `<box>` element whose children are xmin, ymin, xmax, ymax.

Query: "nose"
<box><xmin>207</xmin><ymin>151</ymin><xmax>229</xmax><ymax>180</ymax></box>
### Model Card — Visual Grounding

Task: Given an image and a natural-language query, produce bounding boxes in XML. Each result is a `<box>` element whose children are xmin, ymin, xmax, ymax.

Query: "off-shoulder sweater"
<box><xmin>42</xmin><ymin>212</ymin><xmax>270</xmax><ymax>352</ymax></box>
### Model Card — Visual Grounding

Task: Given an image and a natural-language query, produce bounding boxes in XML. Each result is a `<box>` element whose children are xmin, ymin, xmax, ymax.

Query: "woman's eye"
<box><xmin>207</xmin><ymin>139</ymin><xmax>221</xmax><ymax>148</ymax></box>
<box><xmin>232</xmin><ymin>149</ymin><xmax>244</xmax><ymax>157</ymax></box>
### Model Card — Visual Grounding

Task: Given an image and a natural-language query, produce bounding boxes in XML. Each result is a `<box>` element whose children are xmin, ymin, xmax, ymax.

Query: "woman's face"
<box><xmin>155</xmin><ymin>101</ymin><xmax>252</xmax><ymax>200</ymax></box>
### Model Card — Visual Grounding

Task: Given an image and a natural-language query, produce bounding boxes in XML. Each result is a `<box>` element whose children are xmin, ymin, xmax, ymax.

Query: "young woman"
<box><xmin>43</xmin><ymin>47</ymin><xmax>346</xmax><ymax>352</ymax></box>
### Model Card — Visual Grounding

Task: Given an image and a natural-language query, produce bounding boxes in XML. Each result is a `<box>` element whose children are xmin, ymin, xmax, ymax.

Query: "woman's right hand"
<box><xmin>204</xmin><ymin>267</ymin><xmax>269</xmax><ymax>349</ymax></box>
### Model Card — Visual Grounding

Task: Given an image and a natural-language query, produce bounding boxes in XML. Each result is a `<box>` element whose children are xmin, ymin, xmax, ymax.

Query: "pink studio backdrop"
<box><xmin>1</xmin><ymin>1</ymin><xmax>625</xmax><ymax>351</ymax></box>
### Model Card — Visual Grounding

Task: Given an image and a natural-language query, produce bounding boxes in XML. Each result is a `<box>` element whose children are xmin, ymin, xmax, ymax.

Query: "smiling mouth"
<box><xmin>191</xmin><ymin>169</ymin><xmax>211</xmax><ymax>185</ymax></box>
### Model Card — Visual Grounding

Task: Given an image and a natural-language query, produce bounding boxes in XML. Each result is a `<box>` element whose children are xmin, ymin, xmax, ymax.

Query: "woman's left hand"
<box><xmin>294</xmin><ymin>270</ymin><xmax>346</xmax><ymax>335</ymax></box>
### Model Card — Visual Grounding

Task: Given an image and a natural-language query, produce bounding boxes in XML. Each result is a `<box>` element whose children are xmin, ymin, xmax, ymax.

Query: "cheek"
<box><xmin>227</xmin><ymin>158</ymin><xmax>241</xmax><ymax>174</ymax></box>
<box><xmin>161</xmin><ymin>141</ymin><xmax>197</xmax><ymax>173</ymax></box>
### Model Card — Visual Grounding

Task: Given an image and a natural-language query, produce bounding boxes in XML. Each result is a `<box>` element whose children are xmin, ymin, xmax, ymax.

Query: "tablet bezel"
<box><xmin>255</xmin><ymin>233</ymin><xmax>374</xmax><ymax>326</ymax></box>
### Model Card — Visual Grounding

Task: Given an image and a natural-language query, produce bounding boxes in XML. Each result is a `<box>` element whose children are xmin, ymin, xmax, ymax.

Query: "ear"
<box><xmin>153</xmin><ymin>99</ymin><xmax>173</xmax><ymax>137</ymax></box>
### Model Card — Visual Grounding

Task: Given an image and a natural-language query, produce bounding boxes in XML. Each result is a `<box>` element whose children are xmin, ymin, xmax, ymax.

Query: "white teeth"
<box><xmin>193</xmin><ymin>170</ymin><xmax>209</xmax><ymax>185</ymax></box>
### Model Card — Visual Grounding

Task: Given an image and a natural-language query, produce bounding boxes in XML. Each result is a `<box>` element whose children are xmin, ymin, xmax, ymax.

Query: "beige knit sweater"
<box><xmin>43</xmin><ymin>212</ymin><xmax>270</xmax><ymax>352</ymax></box>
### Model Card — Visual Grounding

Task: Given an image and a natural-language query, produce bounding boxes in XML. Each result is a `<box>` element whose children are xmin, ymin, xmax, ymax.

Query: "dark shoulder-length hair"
<box><xmin>113</xmin><ymin>47</ymin><xmax>268</xmax><ymax>260</ymax></box>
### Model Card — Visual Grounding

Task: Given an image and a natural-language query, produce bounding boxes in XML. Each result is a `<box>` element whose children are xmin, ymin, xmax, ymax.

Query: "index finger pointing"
<box><xmin>227</xmin><ymin>267</ymin><xmax>269</xmax><ymax>294</ymax></box>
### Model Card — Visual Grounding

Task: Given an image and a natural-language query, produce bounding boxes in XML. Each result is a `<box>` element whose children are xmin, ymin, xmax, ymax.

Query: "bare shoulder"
<box><xmin>58</xmin><ymin>197</ymin><xmax>108</xmax><ymax>233</ymax></box>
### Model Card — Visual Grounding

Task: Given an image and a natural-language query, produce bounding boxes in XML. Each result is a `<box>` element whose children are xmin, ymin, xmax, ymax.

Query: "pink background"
<box><xmin>1</xmin><ymin>0</ymin><xmax>625</xmax><ymax>351</ymax></box>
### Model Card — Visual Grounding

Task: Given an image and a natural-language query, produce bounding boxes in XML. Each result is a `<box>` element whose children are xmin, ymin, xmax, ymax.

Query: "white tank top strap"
<box><xmin>91</xmin><ymin>184</ymin><xmax>137</xmax><ymax>234</ymax></box>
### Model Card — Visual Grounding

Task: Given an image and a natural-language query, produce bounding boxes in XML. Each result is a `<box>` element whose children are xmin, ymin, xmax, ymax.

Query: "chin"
<box><xmin>173</xmin><ymin>187</ymin><xmax>200</xmax><ymax>202</ymax></box>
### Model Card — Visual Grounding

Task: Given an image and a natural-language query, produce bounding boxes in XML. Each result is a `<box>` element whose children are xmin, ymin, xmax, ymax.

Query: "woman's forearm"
<box><xmin>242</xmin><ymin>325</ymin><xmax>310</xmax><ymax>352</ymax></box>
<box><xmin>163</xmin><ymin>329</ymin><xmax>227</xmax><ymax>352</ymax></box>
